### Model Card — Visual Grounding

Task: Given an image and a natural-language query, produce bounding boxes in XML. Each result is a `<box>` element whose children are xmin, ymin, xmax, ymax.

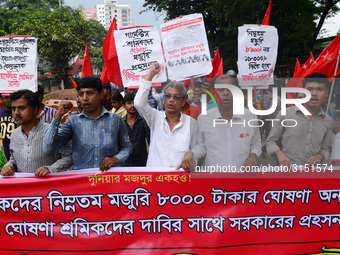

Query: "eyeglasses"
<box><xmin>164</xmin><ymin>94</ymin><xmax>184</xmax><ymax>100</ymax></box>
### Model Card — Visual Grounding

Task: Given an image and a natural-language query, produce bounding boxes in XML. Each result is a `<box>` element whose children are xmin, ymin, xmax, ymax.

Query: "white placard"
<box><xmin>160</xmin><ymin>13</ymin><xmax>212</xmax><ymax>81</ymax></box>
<box><xmin>237</xmin><ymin>25</ymin><xmax>278</xmax><ymax>87</ymax></box>
<box><xmin>0</xmin><ymin>36</ymin><xmax>38</xmax><ymax>93</ymax></box>
<box><xmin>114</xmin><ymin>26</ymin><xmax>167</xmax><ymax>87</ymax></box>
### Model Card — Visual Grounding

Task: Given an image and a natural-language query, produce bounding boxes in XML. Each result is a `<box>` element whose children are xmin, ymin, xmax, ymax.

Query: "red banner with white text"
<box><xmin>1</xmin><ymin>169</ymin><xmax>340</xmax><ymax>255</ymax></box>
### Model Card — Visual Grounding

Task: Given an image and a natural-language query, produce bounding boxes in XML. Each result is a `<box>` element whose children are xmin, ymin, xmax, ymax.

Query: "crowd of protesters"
<box><xmin>0</xmin><ymin>62</ymin><xmax>339</xmax><ymax>176</ymax></box>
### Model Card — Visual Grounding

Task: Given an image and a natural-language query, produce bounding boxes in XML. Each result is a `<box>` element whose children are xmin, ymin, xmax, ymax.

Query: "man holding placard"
<box><xmin>134</xmin><ymin>62</ymin><xmax>205</xmax><ymax>172</ymax></box>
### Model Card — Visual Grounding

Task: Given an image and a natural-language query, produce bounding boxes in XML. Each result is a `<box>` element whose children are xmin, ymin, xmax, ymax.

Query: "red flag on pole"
<box><xmin>206</xmin><ymin>47</ymin><xmax>221</xmax><ymax>80</ymax></box>
<box><xmin>262</xmin><ymin>1</ymin><xmax>272</xmax><ymax>25</ymax></box>
<box><xmin>102</xmin><ymin>18</ymin><xmax>123</xmax><ymax>87</ymax></box>
<box><xmin>294</xmin><ymin>58</ymin><xmax>301</xmax><ymax>76</ymax></box>
<box><xmin>216</xmin><ymin>57</ymin><xmax>223</xmax><ymax>77</ymax></box>
<box><xmin>69</xmin><ymin>75</ymin><xmax>77</xmax><ymax>89</ymax></box>
<box><xmin>297</xmin><ymin>52</ymin><xmax>315</xmax><ymax>77</ymax></box>
<box><xmin>81</xmin><ymin>45</ymin><xmax>94</xmax><ymax>78</ymax></box>
<box><xmin>303</xmin><ymin>35</ymin><xmax>340</xmax><ymax>78</ymax></box>
<box><xmin>100</xmin><ymin>65</ymin><xmax>109</xmax><ymax>84</ymax></box>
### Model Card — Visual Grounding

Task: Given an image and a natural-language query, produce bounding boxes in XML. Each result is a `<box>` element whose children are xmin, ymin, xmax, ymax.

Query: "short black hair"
<box><xmin>123</xmin><ymin>93</ymin><xmax>135</xmax><ymax>104</ymax></box>
<box><xmin>102</xmin><ymin>83</ymin><xmax>111</xmax><ymax>92</ymax></box>
<box><xmin>302</xmin><ymin>73</ymin><xmax>330</xmax><ymax>91</ymax></box>
<box><xmin>36</xmin><ymin>85</ymin><xmax>44</xmax><ymax>95</ymax></box>
<box><xmin>111</xmin><ymin>91</ymin><xmax>123</xmax><ymax>102</ymax></box>
<box><xmin>9</xmin><ymin>90</ymin><xmax>39</xmax><ymax>109</ymax></box>
<box><xmin>77</xmin><ymin>76</ymin><xmax>103</xmax><ymax>93</ymax></box>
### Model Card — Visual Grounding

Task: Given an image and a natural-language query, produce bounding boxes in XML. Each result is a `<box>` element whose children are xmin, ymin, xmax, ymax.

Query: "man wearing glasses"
<box><xmin>134</xmin><ymin>62</ymin><xmax>205</xmax><ymax>172</ymax></box>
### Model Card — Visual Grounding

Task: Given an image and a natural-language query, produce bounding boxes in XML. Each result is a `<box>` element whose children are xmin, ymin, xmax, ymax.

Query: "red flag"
<box><xmin>100</xmin><ymin>65</ymin><xmax>109</xmax><ymax>84</ymax></box>
<box><xmin>294</xmin><ymin>58</ymin><xmax>301</xmax><ymax>76</ymax></box>
<box><xmin>81</xmin><ymin>45</ymin><xmax>94</xmax><ymax>78</ymax></box>
<box><xmin>216</xmin><ymin>57</ymin><xmax>223</xmax><ymax>77</ymax></box>
<box><xmin>262</xmin><ymin>1</ymin><xmax>272</xmax><ymax>25</ymax></box>
<box><xmin>206</xmin><ymin>47</ymin><xmax>221</xmax><ymax>80</ymax></box>
<box><xmin>303</xmin><ymin>35</ymin><xmax>340</xmax><ymax>78</ymax></box>
<box><xmin>69</xmin><ymin>75</ymin><xmax>77</xmax><ymax>89</ymax></box>
<box><xmin>102</xmin><ymin>18</ymin><xmax>123</xmax><ymax>87</ymax></box>
<box><xmin>297</xmin><ymin>52</ymin><xmax>315</xmax><ymax>77</ymax></box>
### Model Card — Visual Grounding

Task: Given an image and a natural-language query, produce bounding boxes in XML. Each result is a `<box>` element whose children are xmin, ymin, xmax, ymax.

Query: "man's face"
<box><xmin>304</xmin><ymin>82</ymin><xmax>328</xmax><ymax>109</ymax></box>
<box><xmin>78</xmin><ymin>88</ymin><xmax>101</xmax><ymax>114</ymax></box>
<box><xmin>102</xmin><ymin>88</ymin><xmax>110</xmax><ymax>97</ymax></box>
<box><xmin>124</xmin><ymin>101</ymin><xmax>136</xmax><ymax>114</ymax></box>
<box><xmin>163</xmin><ymin>87</ymin><xmax>186</xmax><ymax>115</ymax></box>
<box><xmin>11</xmin><ymin>97</ymin><xmax>37</xmax><ymax>126</ymax></box>
<box><xmin>215</xmin><ymin>77</ymin><xmax>236</xmax><ymax>110</ymax></box>
<box><xmin>0</xmin><ymin>96</ymin><xmax>11</xmax><ymax>110</ymax></box>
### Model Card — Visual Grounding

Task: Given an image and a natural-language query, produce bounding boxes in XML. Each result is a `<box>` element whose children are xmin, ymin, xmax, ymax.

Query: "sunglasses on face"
<box><xmin>164</xmin><ymin>94</ymin><xmax>183</xmax><ymax>100</ymax></box>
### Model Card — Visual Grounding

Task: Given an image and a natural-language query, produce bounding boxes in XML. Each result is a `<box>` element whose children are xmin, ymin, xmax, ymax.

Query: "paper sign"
<box><xmin>114</xmin><ymin>27</ymin><xmax>166</xmax><ymax>87</ymax></box>
<box><xmin>0</xmin><ymin>36</ymin><xmax>38</xmax><ymax>93</ymax></box>
<box><xmin>238</xmin><ymin>25</ymin><xmax>278</xmax><ymax>87</ymax></box>
<box><xmin>160</xmin><ymin>13</ymin><xmax>212</xmax><ymax>81</ymax></box>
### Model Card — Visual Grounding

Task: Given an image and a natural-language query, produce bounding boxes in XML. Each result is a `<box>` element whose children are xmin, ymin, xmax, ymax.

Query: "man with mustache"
<box><xmin>122</xmin><ymin>94</ymin><xmax>150</xmax><ymax>166</ymax></box>
<box><xmin>197</xmin><ymin>75</ymin><xmax>261</xmax><ymax>170</ymax></box>
<box><xmin>43</xmin><ymin>76</ymin><xmax>132</xmax><ymax>171</ymax></box>
<box><xmin>1</xmin><ymin>90</ymin><xmax>72</xmax><ymax>176</ymax></box>
<box><xmin>134</xmin><ymin>62</ymin><xmax>205</xmax><ymax>172</ymax></box>
<box><xmin>266</xmin><ymin>73</ymin><xmax>333</xmax><ymax>167</ymax></box>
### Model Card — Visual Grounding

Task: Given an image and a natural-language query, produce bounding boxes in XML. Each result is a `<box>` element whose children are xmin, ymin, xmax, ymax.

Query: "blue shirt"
<box><xmin>43</xmin><ymin>107</ymin><xmax>132</xmax><ymax>170</ymax></box>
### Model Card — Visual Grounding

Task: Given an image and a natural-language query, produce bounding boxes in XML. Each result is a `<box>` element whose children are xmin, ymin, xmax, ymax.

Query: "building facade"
<box><xmin>83</xmin><ymin>0</ymin><xmax>133</xmax><ymax>30</ymax></box>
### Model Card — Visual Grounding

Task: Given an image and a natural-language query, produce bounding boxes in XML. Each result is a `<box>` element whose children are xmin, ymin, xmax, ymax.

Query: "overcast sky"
<box><xmin>64</xmin><ymin>0</ymin><xmax>339</xmax><ymax>37</ymax></box>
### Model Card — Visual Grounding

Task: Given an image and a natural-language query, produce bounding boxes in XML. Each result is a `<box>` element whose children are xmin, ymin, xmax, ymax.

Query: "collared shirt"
<box><xmin>6</xmin><ymin>121</ymin><xmax>72</xmax><ymax>173</ymax></box>
<box><xmin>197</xmin><ymin>107</ymin><xmax>261</xmax><ymax>169</ymax></box>
<box><xmin>43</xmin><ymin>107</ymin><xmax>132</xmax><ymax>169</ymax></box>
<box><xmin>39</xmin><ymin>105</ymin><xmax>57</xmax><ymax>124</ymax></box>
<box><xmin>135</xmin><ymin>80</ymin><xmax>205</xmax><ymax>167</ymax></box>
<box><xmin>122</xmin><ymin>114</ymin><xmax>150</xmax><ymax>167</ymax></box>
<box><xmin>266</xmin><ymin>105</ymin><xmax>333</xmax><ymax>165</ymax></box>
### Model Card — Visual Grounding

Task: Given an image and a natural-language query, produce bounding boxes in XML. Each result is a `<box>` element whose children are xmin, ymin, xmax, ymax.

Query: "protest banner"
<box><xmin>1</xmin><ymin>168</ymin><xmax>340</xmax><ymax>254</ymax></box>
<box><xmin>0</xmin><ymin>36</ymin><xmax>38</xmax><ymax>93</ymax></box>
<box><xmin>238</xmin><ymin>25</ymin><xmax>278</xmax><ymax>87</ymax></box>
<box><xmin>114</xmin><ymin>27</ymin><xmax>167</xmax><ymax>87</ymax></box>
<box><xmin>160</xmin><ymin>13</ymin><xmax>212</xmax><ymax>81</ymax></box>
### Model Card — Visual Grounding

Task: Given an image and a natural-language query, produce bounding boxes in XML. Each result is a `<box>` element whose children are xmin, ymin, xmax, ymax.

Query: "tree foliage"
<box><xmin>10</xmin><ymin>7</ymin><xmax>106</xmax><ymax>81</ymax></box>
<box><xmin>143</xmin><ymin>0</ymin><xmax>338</xmax><ymax>72</ymax></box>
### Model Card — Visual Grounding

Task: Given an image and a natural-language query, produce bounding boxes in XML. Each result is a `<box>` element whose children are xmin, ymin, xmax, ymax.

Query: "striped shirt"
<box><xmin>5</xmin><ymin>122</ymin><xmax>72</xmax><ymax>173</ymax></box>
<box><xmin>39</xmin><ymin>105</ymin><xmax>57</xmax><ymax>124</ymax></box>
<box><xmin>43</xmin><ymin>107</ymin><xmax>132</xmax><ymax>170</ymax></box>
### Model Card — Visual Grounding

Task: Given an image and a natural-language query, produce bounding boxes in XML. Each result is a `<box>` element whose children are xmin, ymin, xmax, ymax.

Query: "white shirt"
<box><xmin>331</xmin><ymin>132</ymin><xmax>340</xmax><ymax>163</ymax></box>
<box><xmin>135</xmin><ymin>80</ymin><xmax>205</xmax><ymax>167</ymax></box>
<box><xmin>197</xmin><ymin>107</ymin><xmax>261</xmax><ymax>169</ymax></box>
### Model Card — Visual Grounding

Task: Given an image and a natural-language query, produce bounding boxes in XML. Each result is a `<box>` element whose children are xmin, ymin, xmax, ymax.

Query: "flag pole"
<box><xmin>326</xmin><ymin>47</ymin><xmax>340</xmax><ymax>114</ymax></box>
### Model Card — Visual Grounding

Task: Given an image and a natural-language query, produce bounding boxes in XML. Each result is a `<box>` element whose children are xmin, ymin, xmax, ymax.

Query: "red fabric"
<box><xmin>297</xmin><ymin>52</ymin><xmax>315</xmax><ymax>77</ymax></box>
<box><xmin>81</xmin><ymin>45</ymin><xmax>94</xmax><ymax>78</ymax></box>
<box><xmin>261</xmin><ymin>0</ymin><xmax>272</xmax><ymax>25</ymax></box>
<box><xmin>185</xmin><ymin>102</ymin><xmax>201</xmax><ymax>120</ymax></box>
<box><xmin>294</xmin><ymin>58</ymin><xmax>301</xmax><ymax>76</ymax></box>
<box><xmin>216</xmin><ymin>57</ymin><xmax>223</xmax><ymax>77</ymax></box>
<box><xmin>100</xmin><ymin>65</ymin><xmax>109</xmax><ymax>84</ymax></box>
<box><xmin>69</xmin><ymin>75</ymin><xmax>77</xmax><ymax>89</ymax></box>
<box><xmin>102</xmin><ymin>18</ymin><xmax>123</xmax><ymax>87</ymax></box>
<box><xmin>1</xmin><ymin>170</ymin><xmax>340</xmax><ymax>254</ymax></box>
<box><xmin>206</xmin><ymin>47</ymin><xmax>221</xmax><ymax>80</ymax></box>
<box><xmin>303</xmin><ymin>34</ymin><xmax>340</xmax><ymax>79</ymax></box>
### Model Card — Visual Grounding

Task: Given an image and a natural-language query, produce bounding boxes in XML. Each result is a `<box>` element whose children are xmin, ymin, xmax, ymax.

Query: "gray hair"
<box><xmin>163</xmin><ymin>81</ymin><xmax>187</xmax><ymax>98</ymax></box>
